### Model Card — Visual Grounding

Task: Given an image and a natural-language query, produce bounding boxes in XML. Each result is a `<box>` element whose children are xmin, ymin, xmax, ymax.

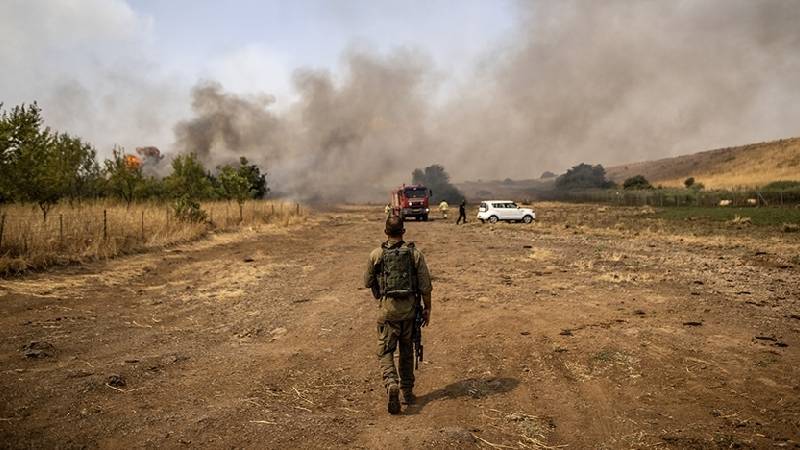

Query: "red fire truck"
<box><xmin>391</xmin><ymin>184</ymin><xmax>432</xmax><ymax>221</ymax></box>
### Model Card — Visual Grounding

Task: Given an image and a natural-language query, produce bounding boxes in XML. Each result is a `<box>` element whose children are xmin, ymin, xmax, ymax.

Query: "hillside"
<box><xmin>606</xmin><ymin>137</ymin><xmax>800</xmax><ymax>189</ymax></box>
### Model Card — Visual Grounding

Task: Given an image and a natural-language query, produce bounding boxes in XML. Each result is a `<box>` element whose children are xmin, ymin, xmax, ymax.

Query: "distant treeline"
<box><xmin>536</xmin><ymin>162</ymin><xmax>800</xmax><ymax>206</ymax></box>
<box><xmin>1</xmin><ymin>103</ymin><xmax>268</xmax><ymax>221</ymax></box>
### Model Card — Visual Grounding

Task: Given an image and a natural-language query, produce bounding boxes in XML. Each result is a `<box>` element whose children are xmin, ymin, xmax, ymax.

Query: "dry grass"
<box><xmin>0</xmin><ymin>200</ymin><xmax>308</xmax><ymax>275</ymax></box>
<box><xmin>606</xmin><ymin>137</ymin><xmax>800</xmax><ymax>189</ymax></box>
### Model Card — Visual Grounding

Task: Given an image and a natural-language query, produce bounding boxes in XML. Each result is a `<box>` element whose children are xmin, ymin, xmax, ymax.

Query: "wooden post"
<box><xmin>141</xmin><ymin>210</ymin><xmax>145</xmax><ymax>242</ymax></box>
<box><xmin>59</xmin><ymin>214</ymin><xmax>64</xmax><ymax>247</ymax></box>
<box><xmin>0</xmin><ymin>213</ymin><xmax>5</xmax><ymax>250</ymax></box>
<box><xmin>271</xmin><ymin>204</ymin><xmax>275</xmax><ymax>216</ymax></box>
<box><xmin>296</xmin><ymin>203</ymin><xmax>300</xmax><ymax>215</ymax></box>
<box><xmin>103</xmin><ymin>209</ymin><xmax>107</xmax><ymax>240</ymax></box>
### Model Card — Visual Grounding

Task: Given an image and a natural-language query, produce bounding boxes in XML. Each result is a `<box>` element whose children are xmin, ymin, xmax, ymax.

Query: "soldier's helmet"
<box><xmin>385</xmin><ymin>215</ymin><xmax>405</xmax><ymax>236</ymax></box>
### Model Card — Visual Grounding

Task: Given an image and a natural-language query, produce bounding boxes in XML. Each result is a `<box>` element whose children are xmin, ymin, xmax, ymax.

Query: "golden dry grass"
<box><xmin>0</xmin><ymin>200</ymin><xmax>308</xmax><ymax>275</ymax></box>
<box><xmin>606</xmin><ymin>137</ymin><xmax>800</xmax><ymax>189</ymax></box>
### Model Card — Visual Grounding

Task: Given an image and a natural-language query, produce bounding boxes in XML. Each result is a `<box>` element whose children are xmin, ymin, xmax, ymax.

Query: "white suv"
<box><xmin>477</xmin><ymin>201</ymin><xmax>536</xmax><ymax>224</ymax></box>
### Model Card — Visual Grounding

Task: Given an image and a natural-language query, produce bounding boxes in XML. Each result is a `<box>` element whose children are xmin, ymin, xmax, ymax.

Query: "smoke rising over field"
<box><xmin>170</xmin><ymin>0</ymin><xmax>800</xmax><ymax>200</ymax></box>
<box><xmin>5</xmin><ymin>1</ymin><xmax>799</xmax><ymax>200</ymax></box>
<box><xmin>174</xmin><ymin>50</ymin><xmax>436</xmax><ymax>200</ymax></box>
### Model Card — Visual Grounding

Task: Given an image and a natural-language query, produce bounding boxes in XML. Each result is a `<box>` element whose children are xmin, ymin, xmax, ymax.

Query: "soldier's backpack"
<box><xmin>380</xmin><ymin>241</ymin><xmax>418</xmax><ymax>298</ymax></box>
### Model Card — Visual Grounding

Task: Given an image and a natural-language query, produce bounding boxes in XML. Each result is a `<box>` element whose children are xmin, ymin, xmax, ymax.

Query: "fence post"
<box><xmin>59</xmin><ymin>214</ymin><xmax>64</xmax><ymax>247</ymax></box>
<box><xmin>0</xmin><ymin>213</ymin><xmax>5</xmax><ymax>250</ymax></box>
<box><xmin>296</xmin><ymin>203</ymin><xmax>300</xmax><ymax>215</ymax></box>
<box><xmin>103</xmin><ymin>209</ymin><xmax>108</xmax><ymax>240</ymax></box>
<box><xmin>141</xmin><ymin>210</ymin><xmax>145</xmax><ymax>242</ymax></box>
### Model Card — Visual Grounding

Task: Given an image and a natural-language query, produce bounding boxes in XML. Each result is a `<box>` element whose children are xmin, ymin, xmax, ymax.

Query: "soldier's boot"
<box><xmin>387</xmin><ymin>384</ymin><xmax>401</xmax><ymax>415</ymax></box>
<box><xmin>401</xmin><ymin>388</ymin><xmax>415</xmax><ymax>405</ymax></box>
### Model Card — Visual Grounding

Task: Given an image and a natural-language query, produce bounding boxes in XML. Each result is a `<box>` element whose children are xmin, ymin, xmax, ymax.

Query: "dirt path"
<box><xmin>1</xmin><ymin>204</ymin><xmax>799</xmax><ymax>448</ymax></box>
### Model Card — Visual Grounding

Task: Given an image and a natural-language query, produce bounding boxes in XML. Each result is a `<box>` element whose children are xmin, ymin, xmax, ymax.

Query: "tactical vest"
<box><xmin>379</xmin><ymin>241</ymin><xmax>418</xmax><ymax>298</ymax></box>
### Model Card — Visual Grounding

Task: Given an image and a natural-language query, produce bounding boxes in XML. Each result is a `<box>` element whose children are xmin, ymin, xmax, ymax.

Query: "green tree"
<box><xmin>555</xmin><ymin>163</ymin><xmax>614</xmax><ymax>191</ymax></box>
<box><xmin>218</xmin><ymin>165</ymin><xmax>252</xmax><ymax>221</ymax></box>
<box><xmin>623</xmin><ymin>175</ymin><xmax>653</xmax><ymax>190</ymax></box>
<box><xmin>165</xmin><ymin>153</ymin><xmax>212</xmax><ymax>221</ymax></box>
<box><xmin>237</xmin><ymin>157</ymin><xmax>268</xmax><ymax>199</ymax></box>
<box><xmin>684</xmin><ymin>177</ymin><xmax>695</xmax><ymax>188</ymax></box>
<box><xmin>53</xmin><ymin>132</ymin><xmax>102</xmax><ymax>202</ymax></box>
<box><xmin>104</xmin><ymin>145</ymin><xmax>143</xmax><ymax>207</ymax></box>
<box><xmin>135</xmin><ymin>176</ymin><xmax>168</xmax><ymax>200</ymax></box>
<box><xmin>0</xmin><ymin>103</ymin><xmax>11</xmax><ymax>201</ymax></box>
<box><xmin>411</xmin><ymin>164</ymin><xmax>465</xmax><ymax>203</ymax></box>
<box><xmin>0</xmin><ymin>103</ymin><xmax>64</xmax><ymax>220</ymax></box>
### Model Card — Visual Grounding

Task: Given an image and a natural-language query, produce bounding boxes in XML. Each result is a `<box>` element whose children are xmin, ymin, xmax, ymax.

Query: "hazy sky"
<box><xmin>1</xmin><ymin>0</ymin><xmax>515</xmax><ymax>155</ymax></box>
<box><xmin>2</xmin><ymin>0</ymin><xmax>799</xmax><ymax>191</ymax></box>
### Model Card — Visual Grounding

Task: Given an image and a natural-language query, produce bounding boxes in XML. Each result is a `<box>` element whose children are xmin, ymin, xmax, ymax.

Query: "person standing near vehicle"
<box><xmin>384</xmin><ymin>203</ymin><xmax>392</xmax><ymax>217</ymax></box>
<box><xmin>438</xmin><ymin>200</ymin><xmax>449</xmax><ymax>219</ymax></box>
<box><xmin>364</xmin><ymin>215</ymin><xmax>432</xmax><ymax>414</ymax></box>
<box><xmin>456</xmin><ymin>199</ymin><xmax>467</xmax><ymax>224</ymax></box>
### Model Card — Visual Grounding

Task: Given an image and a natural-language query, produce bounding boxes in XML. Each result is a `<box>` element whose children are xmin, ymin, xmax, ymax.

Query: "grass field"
<box><xmin>656</xmin><ymin>206</ymin><xmax>800</xmax><ymax>226</ymax></box>
<box><xmin>0</xmin><ymin>200</ymin><xmax>308</xmax><ymax>275</ymax></box>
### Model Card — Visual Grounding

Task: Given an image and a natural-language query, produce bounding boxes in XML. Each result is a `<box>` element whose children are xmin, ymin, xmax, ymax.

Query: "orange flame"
<box><xmin>124</xmin><ymin>154</ymin><xmax>142</xmax><ymax>169</ymax></box>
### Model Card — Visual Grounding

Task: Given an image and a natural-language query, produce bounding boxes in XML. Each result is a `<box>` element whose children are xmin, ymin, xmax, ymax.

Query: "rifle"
<box><xmin>411</xmin><ymin>297</ymin><xmax>424</xmax><ymax>369</ymax></box>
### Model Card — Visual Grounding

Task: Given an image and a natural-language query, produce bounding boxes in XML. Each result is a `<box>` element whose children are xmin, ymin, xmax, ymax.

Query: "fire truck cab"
<box><xmin>391</xmin><ymin>184</ymin><xmax>432</xmax><ymax>221</ymax></box>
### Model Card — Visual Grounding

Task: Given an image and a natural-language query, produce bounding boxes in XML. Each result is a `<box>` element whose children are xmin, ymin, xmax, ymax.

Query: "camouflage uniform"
<box><xmin>364</xmin><ymin>238</ymin><xmax>432</xmax><ymax>393</ymax></box>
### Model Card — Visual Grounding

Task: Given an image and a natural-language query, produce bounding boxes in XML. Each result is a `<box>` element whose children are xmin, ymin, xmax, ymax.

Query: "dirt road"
<box><xmin>1</xmin><ymin>204</ymin><xmax>799</xmax><ymax>448</ymax></box>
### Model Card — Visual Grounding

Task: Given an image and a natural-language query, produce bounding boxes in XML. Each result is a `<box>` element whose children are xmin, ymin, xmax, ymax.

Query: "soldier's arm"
<box><xmin>415</xmin><ymin>251</ymin><xmax>433</xmax><ymax>311</ymax></box>
<box><xmin>364</xmin><ymin>249</ymin><xmax>380</xmax><ymax>289</ymax></box>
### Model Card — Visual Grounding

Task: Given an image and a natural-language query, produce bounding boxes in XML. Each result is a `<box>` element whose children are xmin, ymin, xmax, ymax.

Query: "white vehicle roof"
<box><xmin>482</xmin><ymin>200</ymin><xmax>515</xmax><ymax>203</ymax></box>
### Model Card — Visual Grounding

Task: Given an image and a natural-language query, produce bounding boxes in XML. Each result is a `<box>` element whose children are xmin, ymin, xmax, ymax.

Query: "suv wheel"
<box><xmin>522</xmin><ymin>215</ymin><xmax>533</xmax><ymax>224</ymax></box>
<box><xmin>488</xmin><ymin>216</ymin><xmax>499</xmax><ymax>224</ymax></box>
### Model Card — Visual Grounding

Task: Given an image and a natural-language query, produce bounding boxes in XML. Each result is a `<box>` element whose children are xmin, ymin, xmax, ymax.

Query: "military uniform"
<box><xmin>364</xmin><ymin>238</ymin><xmax>432</xmax><ymax>398</ymax></box>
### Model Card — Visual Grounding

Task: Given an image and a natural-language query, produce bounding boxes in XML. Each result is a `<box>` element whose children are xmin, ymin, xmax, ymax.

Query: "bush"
<box><xmin>684</xmin><ymin>177</ymin><xmax>695</xmax><ymax>188</ymax></box>
<box><xmin>763</xmin><ymin>180</ymin><xmax>800</xmax><ymax>191</ymax></box>
<box><xmin>173</xmin><ymin>196</ymin><xmax>208</xmax><ymax>223</ymax></box>
<box><xmin>555</xmin><ymin>163</ymin><xmax>614</xmax><ymax>191</ymax></box>
<box><xmin>623</xmin><ymin>175</ymin><xmax>652</xmax><ymax>190</ymax></box>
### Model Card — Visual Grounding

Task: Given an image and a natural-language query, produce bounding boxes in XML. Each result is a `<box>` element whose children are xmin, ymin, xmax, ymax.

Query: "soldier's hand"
<box><xmin>421</xmin><ymin>309</ymin><xmax>430</xmax><ymax>327</ymax></box>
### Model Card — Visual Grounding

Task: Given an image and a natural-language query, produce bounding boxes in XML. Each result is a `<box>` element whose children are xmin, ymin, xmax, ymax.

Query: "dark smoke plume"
<box><xmin>173</xmin><ymin>1</ymin><xmax>800</xmax><ymax>200</ymax></box>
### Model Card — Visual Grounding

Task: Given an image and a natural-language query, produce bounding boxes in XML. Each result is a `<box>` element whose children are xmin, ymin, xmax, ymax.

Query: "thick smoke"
<box><xmin>172</xmin><ymin>0</ymin><xmax>800</xmax><ymax>199</ymax></box>
<box><xmin>448</xmin><ymin>0</ymin><xmax>800</xmax><ymax>179</ymax></box>
<box><xmin>174</xmin><ymin>50</ymin><xmax>437</xmax><ymax>201</ymax></box>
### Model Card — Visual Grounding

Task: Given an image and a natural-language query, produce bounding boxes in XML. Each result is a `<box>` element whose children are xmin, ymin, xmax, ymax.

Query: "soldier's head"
<box><xmin>385</xmin><ymin>215</ymin><xmax>405</xmax><ymax>238</ymax></box>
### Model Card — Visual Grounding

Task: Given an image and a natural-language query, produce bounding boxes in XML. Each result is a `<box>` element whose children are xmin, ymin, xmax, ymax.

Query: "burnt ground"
<box><xmin>1</xmin><ymin>203</ymin><xmax>799</xmax><ymax>449</ymax></box>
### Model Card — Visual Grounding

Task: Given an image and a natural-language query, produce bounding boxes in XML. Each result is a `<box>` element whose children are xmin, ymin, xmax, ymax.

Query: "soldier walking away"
<box><xmin>364</xmin><ymin>215</ymin><xmax>432</xmax><ymax>414</ymax></box>
<box><xmin>438</xmin><ymin>200</ymin><xmax>449</xmax><ymax>219</ymax></box>
<box><xmin>456</xmin><ymin>200</ymin><xmax>467</xmax><ymax>224</ymax></box>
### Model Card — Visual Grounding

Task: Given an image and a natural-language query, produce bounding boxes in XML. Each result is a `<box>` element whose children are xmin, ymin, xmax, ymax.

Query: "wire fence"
<box><xmin>533</xmin><ymin>189</ymin><xmax>800</xmax><ymax>208</ymax></box>
<box><xmin>0</xmin><ymin>200</ymin><xmax>306</xmax><ymax>271</ymax></box>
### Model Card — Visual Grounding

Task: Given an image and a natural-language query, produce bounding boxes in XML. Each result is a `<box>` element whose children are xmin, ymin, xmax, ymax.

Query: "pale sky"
<box><xmin>1</xmin><ymin>0</ymin><xmax>517</xmax><ymax>155</ymax></box>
